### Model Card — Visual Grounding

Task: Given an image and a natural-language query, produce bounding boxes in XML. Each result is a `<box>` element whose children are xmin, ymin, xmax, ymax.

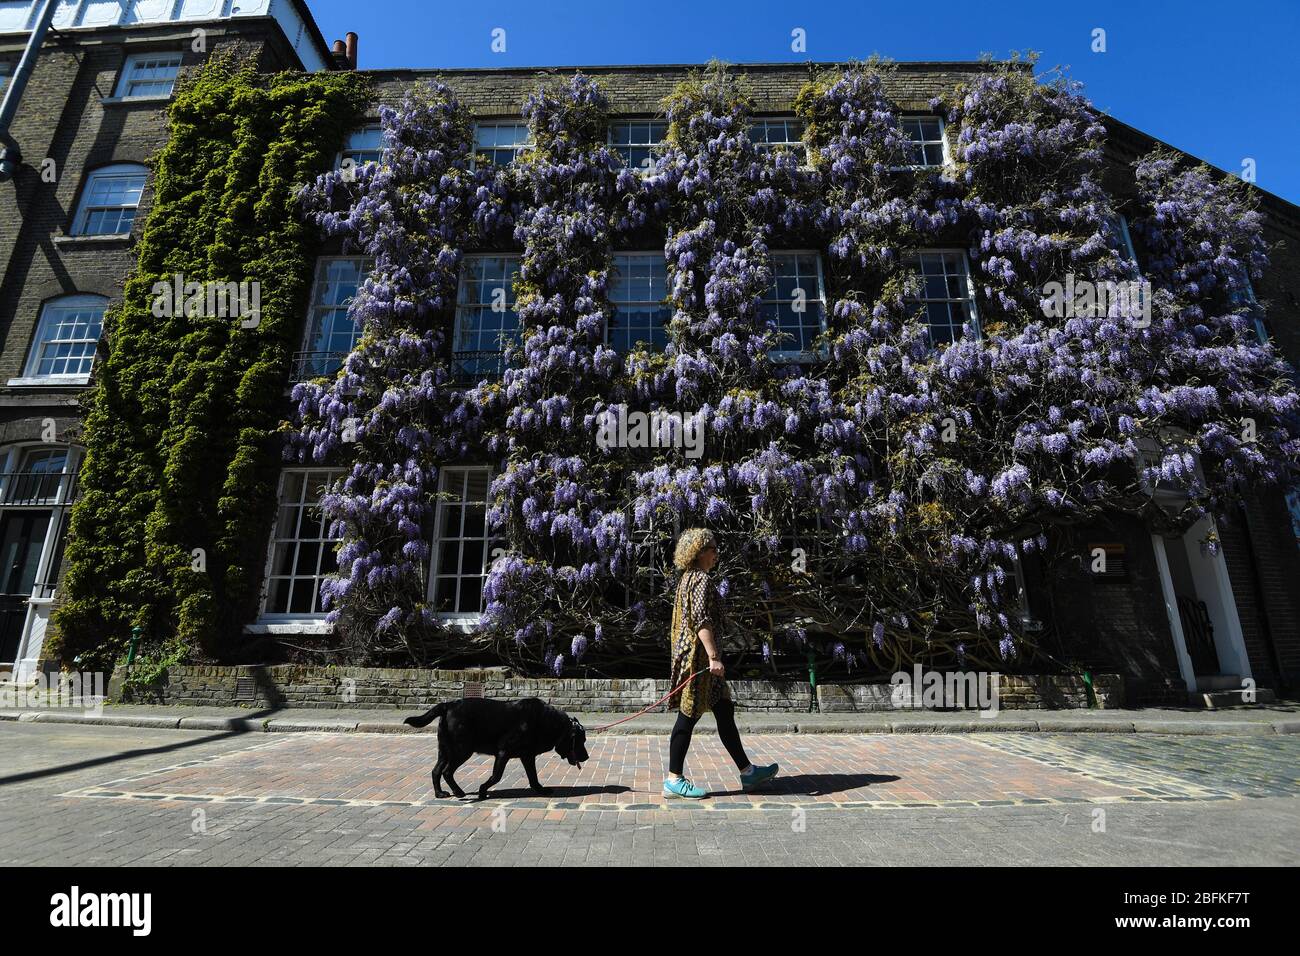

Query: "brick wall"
<box><xmin>110</xmin><ymin>663</ymin><xmax>1120</xmax><ymax>712</ymax></box>
<box><xmin>0</xmin><ymin>19</ymin><xmax>333</xmax><ymax>633</ymax></box>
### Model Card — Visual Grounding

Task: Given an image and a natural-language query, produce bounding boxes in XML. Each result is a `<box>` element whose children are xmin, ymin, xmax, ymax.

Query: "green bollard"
<box><xmin>807</xmin><ymin>650</ymin><xmax>817</xmax><ymax>712</ymax></box>
<box><xmin>126</xmin><ymin>626</ymin><xmax>142</xmax><ymax>667</ymax></box>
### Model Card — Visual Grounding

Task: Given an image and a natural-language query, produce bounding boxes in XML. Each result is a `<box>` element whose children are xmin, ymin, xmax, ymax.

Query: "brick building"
<box><xmin>0</xmin><ymin>0</ymin><xmax>344</xmax><ymax>679</ymax></box>
<box><xmin>1</xmin><ymin>1</ymin><xmax>1297</xmax><ymax>703</ymax></box>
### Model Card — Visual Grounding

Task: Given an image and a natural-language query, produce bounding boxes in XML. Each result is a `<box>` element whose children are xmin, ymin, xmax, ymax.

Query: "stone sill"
<box><xmin>245</xmin><ymin>620</ymin><xmax>334</xmax><ymax>635</ymax></box>
<box><xmin>51</xmin><ymin>233</ymin><xmax>133</xmax><ymax>249</ymax></box>
<box><xmin>100</xmin><ymin>95</ymin><xmax>172</xmax><ymax>107</ymax></box>
<box><xmin>6</xmin><ymin>377</ymin><xmax>91</xmax><ymax>388</ymax></box>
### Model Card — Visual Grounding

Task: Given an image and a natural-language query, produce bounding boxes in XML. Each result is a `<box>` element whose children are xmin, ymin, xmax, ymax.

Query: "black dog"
<box><xmin>403</xmin><ymin>697</ymin><xmax>589</xmax><ymax>800</ymax></box>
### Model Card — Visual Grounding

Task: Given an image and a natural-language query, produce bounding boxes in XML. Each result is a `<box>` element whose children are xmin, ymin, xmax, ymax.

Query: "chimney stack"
<box><xmin>345</xmin><ymin>32</ymin><xmax>358</xmax><ymax>70</ymax></box>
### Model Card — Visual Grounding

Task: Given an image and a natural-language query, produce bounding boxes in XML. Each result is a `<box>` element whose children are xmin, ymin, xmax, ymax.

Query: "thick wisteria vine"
<box><xmin>292</xmin><ymin>62</ymin><xmax>1299</xmax><ymax>675</ymax></box>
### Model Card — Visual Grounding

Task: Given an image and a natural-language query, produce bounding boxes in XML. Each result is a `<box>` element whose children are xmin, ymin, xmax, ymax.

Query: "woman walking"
<box><xmin>663</xmin><ymin>528</ymin><xmax>779</xmax><ymax>799</ymax></box>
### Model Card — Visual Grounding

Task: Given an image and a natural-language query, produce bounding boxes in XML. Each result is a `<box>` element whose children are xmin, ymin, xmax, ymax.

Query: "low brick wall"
<box><xmin>817</xmin><ymin>673</ymin><xmax>1123</xmax><ymax>711</ymax></box>
<box><xmin>110</xmin><ymin>664</ymin><xmax>1120</xmax><ymax>712</ymax></box>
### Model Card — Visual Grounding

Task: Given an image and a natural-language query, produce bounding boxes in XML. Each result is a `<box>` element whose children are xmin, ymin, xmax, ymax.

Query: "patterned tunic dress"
<box><xmin>668</xmin><ymin>568</ymin><xmax>731</xmax><ymax>718</ymax></box>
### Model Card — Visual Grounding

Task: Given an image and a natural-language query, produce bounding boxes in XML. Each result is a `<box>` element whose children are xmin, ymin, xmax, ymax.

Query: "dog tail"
<box><xmin>404</xmin><ymin>701</ymin><xmax>450</xmax><ymax>729</ymax></box>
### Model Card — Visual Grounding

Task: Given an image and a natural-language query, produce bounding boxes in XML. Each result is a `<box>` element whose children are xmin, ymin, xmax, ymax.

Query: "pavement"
<box><xmin>1</xmin><ymin>707</ymin><xmax>1298</xmax><ymax>865</ymax></box>
<box><xmin>3</xmin><ymin>700</ymin><xmax>1300</xmax><ymax>735</ymax></box>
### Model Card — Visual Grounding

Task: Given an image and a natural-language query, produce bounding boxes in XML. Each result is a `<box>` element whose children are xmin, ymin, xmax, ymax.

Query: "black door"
<box><xmin>0</xmin><ymin>511</ymin><xmax>50</xmax><ymax>665</ymax></box>
<box><xmin>1177</xmin><ymin>593</ymin><xmax>1221</xmax><ymax>677</ymax></box>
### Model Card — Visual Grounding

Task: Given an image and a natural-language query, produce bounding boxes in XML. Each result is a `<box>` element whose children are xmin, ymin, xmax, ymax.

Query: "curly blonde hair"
<box><xmin>673</xmin><ymin>528</ymin><xmax>718</xmax><ymax>571</ymax></box>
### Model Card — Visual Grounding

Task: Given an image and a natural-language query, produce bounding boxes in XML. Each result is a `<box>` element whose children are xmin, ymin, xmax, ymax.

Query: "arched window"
<box><xmin>19</xmin><ymin>294</ymin><xmax>107</xmax><ymax>384</ymax></box>
<box><xmin>71</xmin><ymin>163</ymin><xmax>148</xmax><ymax>236</ymax></box>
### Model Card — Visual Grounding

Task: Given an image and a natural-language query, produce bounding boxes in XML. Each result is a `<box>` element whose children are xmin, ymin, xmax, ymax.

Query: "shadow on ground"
<box><xmin>712</xmin><ymin>772</ymin><xmax>900</xmax><ymax>798</ymax></box>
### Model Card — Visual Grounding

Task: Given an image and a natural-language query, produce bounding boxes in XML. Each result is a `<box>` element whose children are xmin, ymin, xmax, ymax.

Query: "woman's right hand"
<box><xmin>708</xmin><ymin>657</ymin><xmax>725</xmax><ymax>678</ymax></box>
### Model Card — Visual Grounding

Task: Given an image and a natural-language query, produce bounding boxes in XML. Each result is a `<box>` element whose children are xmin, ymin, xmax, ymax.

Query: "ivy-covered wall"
<box><xmin>50</xmin><ymin>56</ymin><xmax>370</xmax><ymax>674</ymax></box>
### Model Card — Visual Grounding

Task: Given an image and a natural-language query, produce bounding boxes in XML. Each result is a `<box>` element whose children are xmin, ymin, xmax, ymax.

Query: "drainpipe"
<box><xmin>0</xmin><ymin>0</ymin><xmax>59</xmax><ymax>184</ymax></box>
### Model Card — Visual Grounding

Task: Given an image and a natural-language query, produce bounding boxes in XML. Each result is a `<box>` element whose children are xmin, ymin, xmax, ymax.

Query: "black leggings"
<box><xmin>669</xmin><ymin>700</ymin><xmax>750</xmax><ymax>775</ymax></box>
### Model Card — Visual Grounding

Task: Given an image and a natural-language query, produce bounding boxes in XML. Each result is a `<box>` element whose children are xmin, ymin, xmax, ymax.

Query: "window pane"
<box><xmin>122</xmin><ymin>53</ymin><xmax>181</xmax><ymax>98</ymax></box>
<box><xmin>474</xmin><ymin>122</ymin><xmax>532</xmax><ymax>166</ymax></box>
<box><xmin>764</xmin><ymin>253</ymin><xmax>825</xmax><ymax>356</ymax></box>
<box><xmin>748</xmin><ymin>118</ymin><xmax>805</xmax><ymax>161</ymax></box>
<box><xmin>431</xmin><ymin>467</ymin><xmax>494</xmax><ymax>618</ymax></box>
<box><xmin>299</xmin><ymin>258</ymin><xmax>371</xmax><ymax>379</ymax></box>
<box><xmin>901</xmin><ymin>116</ymin><xmax>945</xmax><ymax>167</ymax></box>
<box><xmin>76</xmin><ymin>169</ymin><xmax>146</xmax><ymax>236</ymax></box>
<box><xmin>609</xmin><ymin>253</ymin><xmax>670</xmax><ymax>351</ymax></box>
<box><xmin>904</xmin><ymin>251</ymin><xmax>977</xmax><ymax>343</ymax></box>
<box><xmin>453</xmin><ymin>256</ymin><xmax>521</xmax><ymax>379</ymax></box>
<box><xmin>28</xmin><ymin>298</ymin><xmax>105</xmax><ymax>379</ymax></box>
<box><xmin>609</xmin><ymin>119</ymin><xmax>667</xmax><ymax>170</ymax></box>
<box><xmin>341</xmin><ymin>125</ymin><xmax>384</xmax><ymax>167</ymax></box>
<box><xmin>261</xmin><ymin>469</ymin><xmax>344</xmax><ymax>618</ymax></box>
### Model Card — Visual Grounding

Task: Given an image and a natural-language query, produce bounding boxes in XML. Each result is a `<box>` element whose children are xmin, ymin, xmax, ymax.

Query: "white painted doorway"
<box><xmin>1151</xmin><ymin>517</ymin><xmax>1253</xmax><ymax>695</ymax></box>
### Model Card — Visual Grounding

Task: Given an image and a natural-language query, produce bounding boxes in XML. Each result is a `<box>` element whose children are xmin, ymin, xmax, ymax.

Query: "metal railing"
<box><xmin>291</xmin><ymin>350</ymin><xmax>348</xmax><ymax>381</ymax></box>
<box><xmin>0</xmin><ymin>469</ymin><xmax>75</xmax><ymax>507</ymax></box>
<box><xmin>450</xmin><ymin>350</ymin><xmax>506</xmax><ymax>385</ymax></box>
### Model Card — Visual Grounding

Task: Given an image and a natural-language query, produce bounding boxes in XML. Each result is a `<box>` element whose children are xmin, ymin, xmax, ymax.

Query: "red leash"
<box><xmin>588</xmin><ymin>670</ymin><xmax>703</xmax><ymax>733</ymax></box>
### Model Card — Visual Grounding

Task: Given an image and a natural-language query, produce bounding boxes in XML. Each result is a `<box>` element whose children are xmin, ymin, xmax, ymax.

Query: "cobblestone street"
<box><xmin>1</xmin><ymin>721</ymin><xmax>1296</xmax><ymax>865</ymax></box>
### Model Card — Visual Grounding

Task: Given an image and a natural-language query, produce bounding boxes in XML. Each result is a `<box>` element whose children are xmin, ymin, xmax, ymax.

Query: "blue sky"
<box><xmin>305</xmin><ymin>0</ymin><xmax>1300</xmax><ymax>204</ymax></box>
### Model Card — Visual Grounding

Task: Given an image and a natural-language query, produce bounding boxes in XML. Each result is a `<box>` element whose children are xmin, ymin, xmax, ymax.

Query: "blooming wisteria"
<box><xmin>290</xmin><ymin>83</ymin><xmax>504</xmax><ymax>660</ymax></box>
<box><xmin>292</xmin><ymin>62</ymin><xmax>1299</xmax><ymax>675</ymax></box>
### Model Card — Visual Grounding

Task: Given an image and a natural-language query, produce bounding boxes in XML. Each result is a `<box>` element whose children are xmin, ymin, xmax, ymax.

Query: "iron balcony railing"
<box><xmin>292</xmin><ymin>350</ymin><xmax>348</xmax><ymax>381</ymax></box>
<box><xmin>0</xmin><ymin>469</ymin><xmax>77</xmax><ymax>507</ymax></box>
<box><xmin>450</xmin><ymin>350</ymin><xmax>506</xmax><ymax>385</ymax></box>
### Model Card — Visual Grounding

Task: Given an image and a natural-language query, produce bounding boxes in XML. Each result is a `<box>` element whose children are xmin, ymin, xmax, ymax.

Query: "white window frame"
<box><xmin>903</xmin><ymin>248</ymin><xmax>981</xmax><ymax>344</ymax></box>
<box><xmin>765</xmin><ymin>250</ymin><xmax>829</xmax><ymax>361</ymax></box>
<box><xmin>427</xmin><ymin>466</ymin><xmax>495</xmax><ymax>625</ymax></box>
<box><xmin>1114</xmin><ymin>214</ymin><xmax>1138</xmax><ymax>264</ymax></box>
<box><xmin>11</xmin><ymin>294</ymin><xmax>107</xmax><ymax>386</ymax></box>
<box><xmin>895</xmin><ymin>114</ymin><xmax>949</xmax><ymax>169</ymax></box>
<box><xmin>258</xmin><ymin>468</ymin><xmax>345</xmax><ymax>622</ymax></box>
<box><xmin>1228</xmin><ymin>274</ymin><xmax>1269</xmax><ymax>345</ymax></box>
<box><xmin>71</xmin><ymin>163</ymin><xmax>148</xmax><ymax>237</ymax></box>
<box><xmin>0</xmin><ymin>443</ymin><xmax>83</xmax><ymax>673</ymax></box>
<box><xmin>607</xmin><ymin>251</ymin><xmax>670</xmax><ymax>352</ymax></box>
<box><xmin>114</xmin><ymin>51</ymin><xmax>183</xmax><ymax>100</ymax></box>
<box><xmin>453</xmin><ymin>254</ymin><xmax>522</xmax><ymax>380</ymax></box>
<box><xmin>608</xmin><ymin>118</ymin><xmax>667</xmax><ymax>175</ymax></box>
<box><xmin>336</xmin><ymin>123</ymin><xmax>384</xmax><ymax>172</ymax></box>
<box><xmin>471</xmin><ymin>119</ymin><xmax>532</xmax><ymax>169</ymax></box>
<box><xmin>297</xmin><ymin>256</ymin><xmax>372</xmax><ymax>380</ymax></box>
<box><xmin>748</xmin><ymin>116</ymin><xmax>808</xmax><ymax>166</ymax></box>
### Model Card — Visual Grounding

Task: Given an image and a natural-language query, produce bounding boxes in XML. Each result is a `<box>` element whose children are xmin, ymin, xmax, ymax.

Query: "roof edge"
<box><xmin>355</xmin><ymin>58</ymin><xmax>1024</xmax><ymax>77</ymax></box>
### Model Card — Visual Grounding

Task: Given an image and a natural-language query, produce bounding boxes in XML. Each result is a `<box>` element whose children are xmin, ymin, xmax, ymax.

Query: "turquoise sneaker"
<box><xmin>663</xmin><ymin>776</ymin><xmax>707</xmax><ymax>799</ymax></box>
<box><xmin>740</xmin><ymin>763</ymin><xmax>779</xmax><ymax>792</ymax></box>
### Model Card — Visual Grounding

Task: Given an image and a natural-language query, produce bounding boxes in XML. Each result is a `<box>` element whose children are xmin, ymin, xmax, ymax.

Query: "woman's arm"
<box><xmin>697</xmin><ymin>627</ymin><xmax>724</xmax><ymax>677</ymax></box>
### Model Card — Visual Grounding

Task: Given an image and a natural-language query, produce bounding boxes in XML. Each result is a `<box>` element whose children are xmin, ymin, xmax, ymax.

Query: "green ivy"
<box><xmin>49</xmin><ymin>54</ymin><xmax>370</xmax><ymax>672</ymax></box>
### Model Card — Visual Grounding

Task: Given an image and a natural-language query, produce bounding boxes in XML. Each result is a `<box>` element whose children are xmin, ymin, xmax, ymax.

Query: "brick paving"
<box><xmin>63</xmin><ymin>732</ymin><xmax>1227</xmax><ymax>810</ymax></box>
<box><xmin>2</xmin><ymin>722</ymin><xmax>1297</xmax><ymax>865</ymax></box>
